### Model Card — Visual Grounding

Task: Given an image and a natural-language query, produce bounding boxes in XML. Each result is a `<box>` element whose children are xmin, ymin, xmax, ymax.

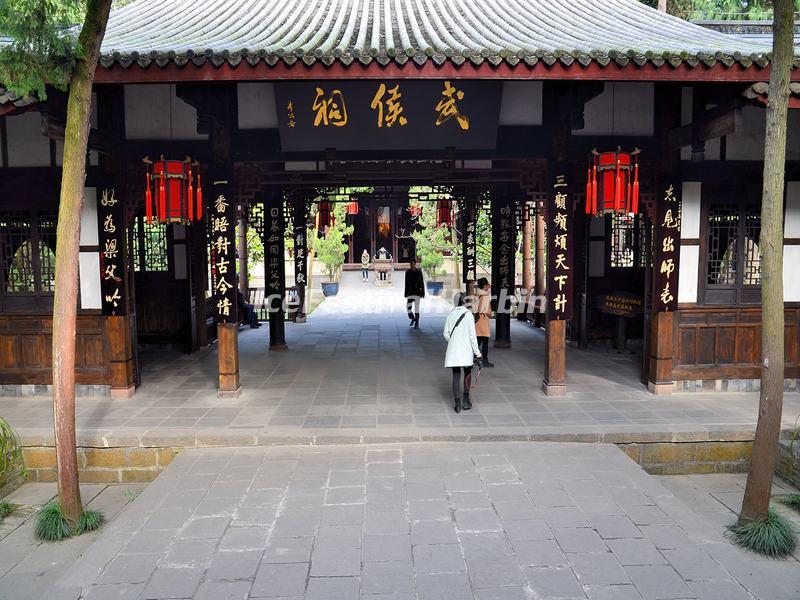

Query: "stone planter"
<box><xmin>426</xmin><ymin>281</ymin><xmax>444</xmax><ymax>296</ymax></box>
<box><xmin>321</xmin><ymin>282</ymin><xmax>339</xmax><ymax>297</ymax></box>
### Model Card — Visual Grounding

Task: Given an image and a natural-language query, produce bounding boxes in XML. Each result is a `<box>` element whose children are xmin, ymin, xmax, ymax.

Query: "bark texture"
<box><xmin>52</xmin><ymin>0</ymin><xmax>113</xmax><ymax>526</ymax></box>
<box><xmin>739</xmin><ymin>0</ymin><xmax>793</xmax><ymax>524</ymax></box>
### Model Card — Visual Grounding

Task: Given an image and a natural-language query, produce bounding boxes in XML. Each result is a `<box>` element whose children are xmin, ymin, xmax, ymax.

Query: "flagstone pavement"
<box><xmin>2</xmin><ymin>271</ymin><xmax>800</xmax><ymax>446</ymax></box>
<box><xmin>45</xmin><ymin>443</ymin><xmax>800</xmax><ymax>600</ymax></box>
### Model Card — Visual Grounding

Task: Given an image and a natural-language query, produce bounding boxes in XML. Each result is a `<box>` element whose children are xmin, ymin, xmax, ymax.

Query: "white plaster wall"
<box><xmin>5</xmin><ymin>111</ymin><xmax>50</xmax><ymax>167</ymax></box>
<box><xmin>785</xmin><ymin>182</ymin><xmax>800</xmax><ymax>238</ymax></box>
<box><xmin>681</xmin><ymin>182</ymin><xmax>701</xmax><ymax>239</ymax></box>
<box><xmin>124</xmin><ymin>84</ymin><xmax>207</xmax><ymax>140</ymax></box>
<box><xmin>238</xmin><ymin>83</ymin><xmax>278</xmax><ymax>129</ymax></box>
<box><xmin>678</xmin><ymin>245</ymin><xmax>699</xmax><ymax>304</ymax></box>
<box><xmin>79</xmin><ymin>252</ymin><xmax>102</xmax><ymax>309</ymax></box>
<box><xmin>499</xmin><ymin>81</ymin><xmax>542</xmax><ymax>126</ymax></box>
<box><xmin>80</xmin><ymin>187</ymin><xmax>99</xmax><ymax>246</ymax></box>
<box><xmin>785</xmin><ymin>245</ymin><xmax>800</xmax><ymax>302</ymax></box>
<box><xmin>577</xmin><ymin>83</ymin><xmax>654</xmax><ymax>137</ymax></box>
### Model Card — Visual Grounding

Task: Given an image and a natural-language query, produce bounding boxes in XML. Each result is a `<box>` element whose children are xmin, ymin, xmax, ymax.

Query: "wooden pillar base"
<box><xmin>494</xmin><ymin>340</ymin><xmax>511</xmax><ymax>349</ymax></box>
<box><xmin>269</xmin><ymin>344</ymin><xmax>288</xmax><ymax>351</ymax></box>
<box><xmin>217</xmin><ymin>323</ymin><xmax>240</xmax><ymax>396</ymax></box>
<box><xmin>105</xmin><ymin>315</ymin><xmax>136</xmax><ymax>398</ymax></box>
<box><xmin>647</xmin><ymin>311</ymin><xmax>674</xmax><ymax>396</ymax></box>
<box><xmin>543</xmin><ymin>318</ymin><xmax>566</xmax><ymax>394</ymax></box>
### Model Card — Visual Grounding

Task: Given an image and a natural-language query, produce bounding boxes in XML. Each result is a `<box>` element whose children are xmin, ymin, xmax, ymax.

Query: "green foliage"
<box><xmin>0</xmin><ymin>417</ymin><xmax>25</xmax><ymax>491</ymax></box>
<box><xmin>0</xmin><ymin>0</ymin><xmax>86</xmax><ymax>99</ymax></box>
<box><xmin>409</xmin><ymin>187</ymin><xmax>456</xmax><ymax>282</ymax></box>
<box><xmin>310</xmin><ymin>197</ymin><xmax>354</xmax><ymax>282</ymax></box>
<box><xmin>777</xmin><ymin>494</ymin><xmax>800</xmax><ymax>510</ymax></box>
<box><xmin>35</xmin><ymin>501</ymin><xmax>105</xmax><ymax>541</ymax></box>
<box><xmin>0</xmin><ymin>500</ymin><xmax>14</xmax><ymax>521</ymax></box>
<box><xmin>639</xmin><ymin>0</ymin><xmax>800</xmax><ymax>20</ymax></box>
<box><xmin>727</xmin><ymin>507</ymin><xmax>797</xmax><ymax>556</ymax></box>
<box><xmin>74</xmin><ymin>508</ymin><xmax>104</xmax><ymax>534</ymax></box>
<box><xmin>124</xmin><ymin>487</ymin><xmax>142</xmax><ymax>502</ymax></box>
<box><xmin>35</xmin><ymin>502</ymin><xmax>74</xmax><ymax>541</ymax></box>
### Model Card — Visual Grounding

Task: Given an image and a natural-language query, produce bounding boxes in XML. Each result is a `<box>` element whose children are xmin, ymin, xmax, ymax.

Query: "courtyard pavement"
<box><xmin>46</xmin><ymin>443</ymin><xmax>800</xmax><ymax>600</ymax></box>
<box><xmin>2</xmin><ymin>271</ymin><xmax>800</xmax><ymax>447</ymax></box>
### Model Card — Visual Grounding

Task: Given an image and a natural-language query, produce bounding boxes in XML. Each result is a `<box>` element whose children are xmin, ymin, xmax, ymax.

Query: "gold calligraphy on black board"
<box><xmin>98</xmin><ymin>187</ymin><xmax>126</xmax><ymax>316</ymax></box>
<box><xmin>210</xmin><ymin>187</ymin><xmax>238</xmax><ymax>323</ymax></box>
<box><xmin>547</xmin><ymin>168</ymin><xmax>573</xmax><ymax>321</ymax></box>
<box><xmin>654</xmin><ymin>184</ymin><xmax>681</xmax><ymax>312</ymax></box>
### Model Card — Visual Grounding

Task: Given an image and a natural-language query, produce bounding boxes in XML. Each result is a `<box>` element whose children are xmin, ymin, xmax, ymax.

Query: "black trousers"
<box><xmin>240</xmin><ymin>301</ymin><xmax>260</xmax><ymax>328</ymax></box>
<box><xmin>478</xmin><ymin>336</ymin><xmax>489</xmax><ymax>361</ymax></box>
<box><xmin>451</xmin><ymin>366</ymin><xmax>473</xmax><ymax>399</ymax></box>
<box><xmin>406</xmin><ymin>297</ymin><xmax>420</xmax><ymax>324</ymax></box>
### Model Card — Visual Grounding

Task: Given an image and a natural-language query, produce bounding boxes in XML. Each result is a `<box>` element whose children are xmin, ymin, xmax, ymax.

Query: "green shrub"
<box><xmin>727</xmin><ymin>507</ymin><xmax>797</xmax><ymax>557</ymax></box>
<box><xmin>0</xmin><ymin>418</ymin><xmax>25</xmax><ymax>494</ymax></box>
<box><xmin>34</xmin><ymin>501</ymin><xmax>105</xmax><ymax>541</ymax></box>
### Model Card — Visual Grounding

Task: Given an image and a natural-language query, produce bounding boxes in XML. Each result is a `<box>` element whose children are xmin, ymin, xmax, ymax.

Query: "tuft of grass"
<box><xmin>35</xmin><ymin>502</ymin><xmax>73</xmax><ymax>541</ymax></box>
<box><xmin>34</xmin><ymin>502</ymin><xmax>105</xmax><ymax>541</ymax></box>
<box><xmin>74</xmin><ymin>509</ymin><xmax>105</xmax><ymax>535</ymax></box>
<box><xmin>124</xmin><ymin>488</ymin><xmax>142</xmax><ymax>502</ymax></box>
<box><xmin>727</xmin><ymin>507</ymin><xmax>797</xmax><ymax>557</ymax></box>
<box><xmin>777</xmin><ymin>494</ymin><xmax>800</xmax><ymax>511</ymax></box>
<box><xmin>0</xmin><ymin>500</ymin><xmax>14</xmax><ymax>520</ymax></box>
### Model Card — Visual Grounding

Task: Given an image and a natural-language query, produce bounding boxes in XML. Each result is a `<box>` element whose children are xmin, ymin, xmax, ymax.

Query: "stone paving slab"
<box><xmin>46</xmin><ymin>443</ymin><xmax>799</xmax><ymax>600</ymax></box>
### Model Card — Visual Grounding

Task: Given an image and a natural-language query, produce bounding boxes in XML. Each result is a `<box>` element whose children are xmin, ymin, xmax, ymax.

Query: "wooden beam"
<box><xmin>667</xmin><ymin>100</ymin><xmax>744</xmax><ymax>148</ymax></box>
<box><xmin>94</xmin><ymin>60</ymin><xmax>789</xmax><ymax>85</ymax></box>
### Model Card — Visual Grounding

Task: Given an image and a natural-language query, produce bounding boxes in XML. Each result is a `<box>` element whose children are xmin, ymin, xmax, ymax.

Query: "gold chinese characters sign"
<box><xmin>209</xmin><ymin>186</ymin><xmax>238</xmax><ymax>324</ymax></box>
<box><xmin>547</xmin><ymin>168</ymin><xmax>573</xmax><ymax>321</ymax></box>
<box><xmin>654</xmin><ymin>184</ymin><xmax>681</xmax><ymax>312</ymax></box>
<box><xmin>275</xmin><ymin>80</ymin><xmax>501</xmax><ymax>152</ymax></box>
<box><xmin>97</xmin><ymin>187</ymin><xmax>126</xmax><ymax>316</ymax></box>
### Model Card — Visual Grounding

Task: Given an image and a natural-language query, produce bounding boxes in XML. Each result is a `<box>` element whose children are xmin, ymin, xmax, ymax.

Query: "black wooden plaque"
<box><xmin>654</xmin><ymin>184</ymin><xmax>681</xmax><ymax>312</ymax></box>
<box><xmin>209</xmin><ymin>181</ymin><xmax>238</xmax><ymax>324</ymax></box>
<box><xmin>547</xmin><ymin>165</ymin><xmax>573</xmax><ymax>321</ymax></box>
<box><xmin>275</xmin><ymin>80</ymin><xmax>501</xmax><ymax>151</ymax></box>
<box><xmin>97</xmin><ymin>185</ymin><xmax>127</xmax><ymax>316</ymax></box>
<box><xmin>265</xmin><ymin>200</ymin><xmax>286</xmax><ymax>312</ymax></box>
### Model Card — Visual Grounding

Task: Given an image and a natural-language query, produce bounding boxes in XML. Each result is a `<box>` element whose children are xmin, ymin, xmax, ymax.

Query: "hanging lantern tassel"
<box><xmin>158</xmin><ymin>163</ymin><xmax>167</xmax><ymax>222</ymax></box>
<box><xmin>591</xmin><ymin>163</ymin><xmax>598</xmax><ymax>215</ymax></box>
<box><xmin>196</xmin><ymin>171</ymin><xmax>203</xmax><ymax>220</ymax></box>
<box><xmin>631</xmin><ymin>159</ymin><xmax>640</xmax><ymax>215</ymax></box>
<box><xmin>187</xmin><ymin>166</ymin><xmax>195</xmax><ymax>222</ymax></box>
<box><xmin>614</xmin><ymin>156</ymin><xmax>622</xmax><ymax>212</ymax></box>
<box><xmin>585</xmin><ymin>168</ymin><xmax>592</xmax><ymax>215</ymax></box>
<box><xmin>145</xmin><ymin>171</ymin><xmax>153</xmax><ymax>224</ymax></box>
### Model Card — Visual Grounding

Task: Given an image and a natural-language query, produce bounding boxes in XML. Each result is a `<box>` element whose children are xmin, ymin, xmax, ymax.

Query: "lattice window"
<box><xmin>707</xmin><ymin>203</ymin><xmax>739</xmax><ymax>286</ymax></box>
<box><xmin>131</xmin><ymin>217</ymin><xmax>168</xmax><ymax>272</ymax></box>
<box><xmin>610</xmin><ymin>213</ymin><xmax>636</xmax><ymax>268</ymax></box>
<box><xmin>743</xmin><ymin>205</ymin><xmax>761</xmax><ymax>286</ymax></box>
<box><xmin>37</xmin><ymin>214</ymin><xmax>57</xmax><ymax>291</ymax></box>
<box><xmin>0</xmin><ymin>211</ymin><xmax>57</xmax><ymax>297</ymax></box>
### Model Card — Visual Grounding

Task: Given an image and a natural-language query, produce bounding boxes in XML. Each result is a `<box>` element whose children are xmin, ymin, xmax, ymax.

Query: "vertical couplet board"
<box><xmin>265</xmin><ymin>195</ymin><xmax>287</xmax><ymax>349</ymax></box>
<box><xmin>97</xmin><ymin>185</ymin><xmax>127</xmax><ymax>316</ymax></box>
<box><xmin>209</xmin><ymin>181</ymin><xmax>238</xmax><ymax>324</ymax></box>
<box><xmin>546</xmin><ymin>167</ymin><xmax>573</xmax><ymax>322</ymax></box>
<box><xmin>292</xmin><ymin>200</ymin><xmax>307</xmax><ymax>317</ymax></box>
<box><xmin>492</xmin><ymin>190</ymin><xmax>516</xmax><ymax>347</ymax></box>
<box><xmin>462</xmin><ymin>199</ymin><xmax>477</xmax><ymax>284</ymax></box>
<box><xmin>654</xmin><ymin>183</ymin><xmax>681</xmax><ymax>313</ymax></box>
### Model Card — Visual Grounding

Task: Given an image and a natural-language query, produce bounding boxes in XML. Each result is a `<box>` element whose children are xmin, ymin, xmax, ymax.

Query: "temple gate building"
<box><xmin>0</xmin><ymin>0</ymin><xmax>799</xmax><ymax>400</ymax></box>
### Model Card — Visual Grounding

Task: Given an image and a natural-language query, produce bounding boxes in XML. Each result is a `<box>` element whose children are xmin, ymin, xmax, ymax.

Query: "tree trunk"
<box><xmin>739</xmin><ymin>0</ymin><xmax>793</xmax><ymax>524</ymax></box>
<box><xmin>51</xmin><ymin>0</ymin><xmax>113</xmax><ymax>527</ymax></box>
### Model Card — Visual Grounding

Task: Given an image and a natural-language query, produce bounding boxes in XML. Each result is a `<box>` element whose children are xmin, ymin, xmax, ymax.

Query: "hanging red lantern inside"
<box><xmin>585</xmin><ymin>149</ymin><xmax>640</xmax><ymax>216</ymax></box>
<box><xmin>346</xmin><ymin>200</ymin><xmax>359</xmax><ymax>215</ymax></box>
<box><xmin>316</xmin><ymin>201</ymin><xmax>331</xmax><ymax>232</ymax></box>
<box><xmin>143</xmin><ymin>156</ymin><xmax>203</xmax><ymax>224</ymax></box>
<box><xmin>436</xmin><ymin>199</ymin><xmax>452</xmax><ymax>228</ymax></box>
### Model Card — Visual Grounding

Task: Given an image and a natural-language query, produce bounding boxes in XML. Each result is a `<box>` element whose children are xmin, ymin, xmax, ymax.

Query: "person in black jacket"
<box><xmin>404</xmin><ymin>259</ymin><xmax>425</xmax><ymax>329</ymax></box>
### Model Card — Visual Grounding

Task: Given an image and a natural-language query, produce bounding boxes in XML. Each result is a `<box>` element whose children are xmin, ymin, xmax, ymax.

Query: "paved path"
<box><xmin>3</xmin><ymin>272</ymin><xmax>799</xmax><ymax>448</ymax></box>
<box><xmin>48</xmin><ymin>443</ymin><xmax>799</xmax><ymax>600</ymax></box>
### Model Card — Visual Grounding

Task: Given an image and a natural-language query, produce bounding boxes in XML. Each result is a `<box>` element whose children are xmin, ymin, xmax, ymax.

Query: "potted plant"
<box><xmin>409</xmin><ymin>189</ymin><xmax>456</xmax><ymax>297</ymax></box>
<box><xmin>311</xmin><ymin>201</ymin><xmax>353</xmax><ymax>297</ymax></box>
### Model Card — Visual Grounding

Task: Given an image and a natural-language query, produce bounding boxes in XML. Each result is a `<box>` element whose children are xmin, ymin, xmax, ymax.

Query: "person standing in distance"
<box><xmin>404</xmin><ymin>258</ymin><xmax>425</xmax><ymax>329</ymax></box>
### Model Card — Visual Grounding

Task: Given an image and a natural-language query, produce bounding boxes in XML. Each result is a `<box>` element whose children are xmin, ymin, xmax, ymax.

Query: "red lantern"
<box><xmin>436</xmin><ymin>199</ymin><xmax>452</xmax><ymax>228</ymax></box>
<box><xmin>143</xmin><ymin>156</ymin><xmax>203</xmax><ymax>224</ymax></box>
<box><xmin>316</xmin><ymin>201</ymin><xmax>331</xmax><ymax>231</ymax></box>
<box><xmin>585</xmin><ymin>149</ymin><xmax>640</xmax><ymax>216</ymax></box>
<box><xmin>347</xmin><ymin>200</ymin><xmax>359</xmax><ymax>215</ymax></box>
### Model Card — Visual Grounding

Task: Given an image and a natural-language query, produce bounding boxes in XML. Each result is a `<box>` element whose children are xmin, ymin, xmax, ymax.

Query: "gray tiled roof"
<box><xmin>99</xmin><ymin>0</ymin><xmax>781</xmax><ymax>70</ymax></box>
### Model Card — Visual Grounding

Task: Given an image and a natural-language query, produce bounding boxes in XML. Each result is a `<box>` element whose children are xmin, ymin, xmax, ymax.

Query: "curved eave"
<box><xmin>94</xmin><ymin>54</ymin><xmax>795</xmax><ymax>85</ymax></box>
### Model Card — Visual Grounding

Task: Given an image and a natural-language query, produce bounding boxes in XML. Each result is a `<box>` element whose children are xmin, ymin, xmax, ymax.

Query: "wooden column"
<box><xmin>238</xmin><ymin>209</ymin><xmax>249</xmax><ymax>295</ymax></box>
<box><xmin>519</xmin><ymin>200</ymin><xmax>532</xmax><ymax>321</ymax></box>
<box><xmin>492</xmin><ymin>186</ymin><xmax>516</xmax><ymax>348</ymax></box>
<box><xmin>106</xmin><ymin>315</ymin><xmax>135</xmax><ymax>398</ymax></box>
<box><xmin>266</xmin><ymin>192</ymin><xmax>287</xmax><ymax>350</ymax></box>
<box><xmin>534</xmin><ymin>207</ymin><xmax>546</xmax><ymax>326</ymax></box>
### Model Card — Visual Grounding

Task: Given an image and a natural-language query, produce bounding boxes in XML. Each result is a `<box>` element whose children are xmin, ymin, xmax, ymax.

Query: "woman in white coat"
<box><xmin>444</xmin><ymin>292</ymin><xmax>482</xmax><ymax>413</ymax></box>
